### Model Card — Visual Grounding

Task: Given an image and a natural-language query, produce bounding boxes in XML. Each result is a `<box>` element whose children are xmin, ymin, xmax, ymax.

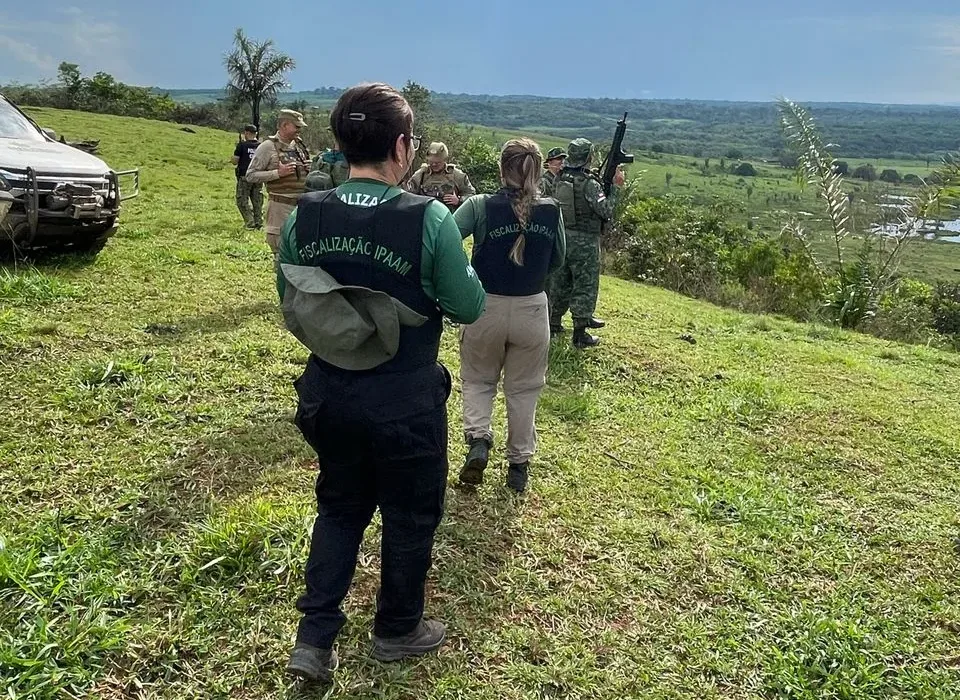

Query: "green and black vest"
<box><xmin>294</xmin><ymin>189</ymin><xmax>443</xmax><ymax>373</ymax></box>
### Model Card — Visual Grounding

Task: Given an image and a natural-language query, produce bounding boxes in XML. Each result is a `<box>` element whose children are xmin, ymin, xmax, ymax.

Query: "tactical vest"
<box><xmin>473</xmin><ymin>193</ymin><xmax>560</xmax><ymax>296</ymax></box>
<box><xmin>294</xmin><ymin>189</ymin><xmax>442</xmax><ymax>374</ymax></box>
<box><xmin>265</xmin><ymin>137</ymin><xmax>311</xmax><ymax>198</ymax></box>
<box><xmin>539</xmin><ymin>170</ymin><xmax>556</xmax><ymax>197</ymax></box>
<box><xmin>554</xmin><ymin>168</ymin><xmax>602</xmax><ymax>235</ymax></box>
<box><xmin>412</xmin><ymin>165</ymin><xmax>464</xmax><ymax>199</ymax></box>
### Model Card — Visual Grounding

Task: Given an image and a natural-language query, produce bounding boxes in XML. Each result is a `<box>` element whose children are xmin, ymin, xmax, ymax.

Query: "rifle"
<box><xmin>598</xmin><ymin>112</ymin><xmax>634</xmax><ymax>196</ymax></box>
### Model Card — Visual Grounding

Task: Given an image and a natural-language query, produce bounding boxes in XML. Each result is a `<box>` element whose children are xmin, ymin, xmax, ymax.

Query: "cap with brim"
<box><xmin>280</xmin><ymin>264</ymin><xmax>428</xmax><ymax>371</ymax></box>
<box><xmin>546</xmin><ymin>147</ymin><xmax>568</xmax><ymax>161</ymax></box>
<box><xmin>278</xmin><ymin>109</ymin><xmax>308</xmax><ymax>128</ymax></box>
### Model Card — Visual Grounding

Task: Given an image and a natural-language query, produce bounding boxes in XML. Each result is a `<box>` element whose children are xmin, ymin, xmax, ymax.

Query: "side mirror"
<box><xmin>42</xmin><ymin>127</ymin><xmax>58</xmax><ymax>141</ymax></box>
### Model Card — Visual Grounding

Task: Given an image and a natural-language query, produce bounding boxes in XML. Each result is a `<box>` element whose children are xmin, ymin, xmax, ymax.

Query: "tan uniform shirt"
<box><xmin>245</xmin><ymin>134</ymin><xmax>311</xmax><ymax>241</ymax></box>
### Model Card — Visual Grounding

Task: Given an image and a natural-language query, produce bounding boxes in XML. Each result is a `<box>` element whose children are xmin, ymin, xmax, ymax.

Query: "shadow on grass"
<box><xmin>135</xmin><ymin>415</ymin><xmax>306</xmax><ymax>539</ymax></box>
<box><xmin>0</xmin><ymin>238</ymin><xmax>107</xmax><ymax>269</ymax></box>
<box><xmin>142</xmin><ymin>300</ymin><xmax>279</xmax><ymax>339</ymax></box>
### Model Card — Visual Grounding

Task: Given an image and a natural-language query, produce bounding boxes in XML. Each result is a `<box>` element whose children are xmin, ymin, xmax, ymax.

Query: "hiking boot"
<box><xmin>459</xmin><ymin>437</ymin><xmax>490</xmax><ymax>486</ymax></box>
<box><xmin>372</xmin><ymin>619</ymin><xmax>446</xmax><ymax>662</ymax></box>
<box><xmin>587</xmin><ymin>316</ymin><xmax>606</xmax><ymax>329</ymax></box>
<box><xmin>573</xmin><ymin>327</ymin><xmax>600</xmax><ymax>349</ymax></box>
<box><xmin>286</xmin><ymin>642</ymin><xmax>338</xmax><ymax>683</ymax></box>
<box><xmin>507</xmin><ymin>462</ymin><xmax>529</xmax><ymax>493</ymax></box>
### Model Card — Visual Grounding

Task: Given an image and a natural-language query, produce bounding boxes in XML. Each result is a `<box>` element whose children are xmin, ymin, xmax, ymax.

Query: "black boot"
<box><xmin>372</xmin><ymin>619</ymin><xmax>447</xmax><ymax>662</ymax></box>
<box><xmin>573</xmin><ymin>326</ymin><xmax>600</xmax><ymax>349</ymax></box>
<box><xmin>587</xmin><ymin>316</ymin><xmax>605</xmax><ymax>329</ymax></box>
<box><xmin>287</xmin><ymin>642</ymin><xmax>338</xmax><ymax>683</ymax></box>
<box><xmin>507</xmin><ymin>462</ymin><xmax>529</xmax><ymax>493</ymax></box>
<box><xmin>459</xmin><ymin>437</ymin><xmax>490</xmax><ymax>485</ymax></box>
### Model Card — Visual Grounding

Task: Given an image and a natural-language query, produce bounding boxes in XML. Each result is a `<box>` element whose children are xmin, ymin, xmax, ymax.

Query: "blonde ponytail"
<box><xmin>501</xmin><ymin>138</ymin><xmax>543</xmax><ymax>267</ymax></box>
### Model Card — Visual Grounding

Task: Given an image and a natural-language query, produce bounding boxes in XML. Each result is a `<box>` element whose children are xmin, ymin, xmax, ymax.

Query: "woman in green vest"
<box><xmin>277</xmin><ymin>82</ymin><xmax>485</xmax><ymax>684</ymax></box>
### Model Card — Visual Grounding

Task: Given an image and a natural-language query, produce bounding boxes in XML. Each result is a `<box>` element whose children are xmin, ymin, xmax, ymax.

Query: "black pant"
<box><xmin>292</xmin><ymin>358</ymin><xmax>451</xmax><ymax>648</ymax></box>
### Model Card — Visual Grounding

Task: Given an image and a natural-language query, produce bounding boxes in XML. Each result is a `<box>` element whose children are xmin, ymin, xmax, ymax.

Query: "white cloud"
<box><xmin>0</xmin><ymin>34</ymin><xmax>57</xmax><ymax>74</ymax></box>
<box><xmin>0</xmin><ymin>10</ymin><xmax>135</xmax><ymax>83</ymax></box>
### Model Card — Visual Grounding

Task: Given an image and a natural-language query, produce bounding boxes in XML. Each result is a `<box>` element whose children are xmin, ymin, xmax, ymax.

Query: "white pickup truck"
<box><xmin>0</xmin><ymin>93</ymin><xmax>139</xmax><ymax>254</ymax></box>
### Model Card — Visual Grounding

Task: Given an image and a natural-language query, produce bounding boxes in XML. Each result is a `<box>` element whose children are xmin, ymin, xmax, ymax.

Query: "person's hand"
<box><xmin>278</xmin><ymin>162</ymin><xmax>297</xmax><ymax>178</ymax></box>
<box><xmin>443</xmin><ymin>193</ymin><xmax>460</xmax><ymax>206</ymax></box>
<box><xmin>614</xmin><ymin>167</ymin><xmax>626</xmax><ymax>187</ymax></box>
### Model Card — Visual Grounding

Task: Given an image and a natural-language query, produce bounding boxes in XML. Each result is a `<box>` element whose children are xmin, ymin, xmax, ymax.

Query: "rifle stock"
<box><xmin>599</xmin><ymin>112</ymin><xmax>634</xmax><ymax>196</ymax></box>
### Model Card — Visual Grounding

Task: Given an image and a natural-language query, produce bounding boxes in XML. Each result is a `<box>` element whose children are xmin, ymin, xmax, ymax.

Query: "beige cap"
<box><xmin>278</xmin><ymin>109</ymin><xmax>308</xmax><ymax>127</ymax></box>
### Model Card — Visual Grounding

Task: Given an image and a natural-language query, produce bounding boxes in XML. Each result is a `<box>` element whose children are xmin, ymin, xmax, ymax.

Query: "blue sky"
<box><xmin>2</xmin><ymin>0</ymin><xmax>960</xmax><ymax>104</ymax></box>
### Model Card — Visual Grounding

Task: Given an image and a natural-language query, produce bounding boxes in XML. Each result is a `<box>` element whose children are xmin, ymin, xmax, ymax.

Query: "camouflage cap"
<box><xmin>277</xmin><ymin>109</ymin><xmax>307</xmax><ymax>127</ymax></box>
<box><xmin>545</xmin><ymin>147</ymin><xmax>568</xmax><ymax>162</ymax></box>
<box><xmin>566</xmin><ymin>138</ymin><xmax>592</xmax><ymax>167</ymax></box>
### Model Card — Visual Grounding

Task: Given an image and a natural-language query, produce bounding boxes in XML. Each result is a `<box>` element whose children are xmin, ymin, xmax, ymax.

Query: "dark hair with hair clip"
<box><xmin>330</xmin><ymin>83</ymin><xmax>413</xmax><ymax>167</ymax></box>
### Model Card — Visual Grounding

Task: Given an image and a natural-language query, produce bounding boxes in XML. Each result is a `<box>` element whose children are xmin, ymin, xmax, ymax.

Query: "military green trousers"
<box><xmin>547</xmin><ymin>229</ymin><xmax>600</xmax><ymax>327</ymax></box>
<box><xmin>235</xmin><ymin>177</ymin><xmax>263</xmax><ymax>227</ymax></box>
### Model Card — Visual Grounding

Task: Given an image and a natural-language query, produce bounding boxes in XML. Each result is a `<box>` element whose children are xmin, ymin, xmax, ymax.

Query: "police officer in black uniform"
<box><xmin>278</xmin><ymin>82</ymin><xmax>486</xmax><ymax>684</ymax></box>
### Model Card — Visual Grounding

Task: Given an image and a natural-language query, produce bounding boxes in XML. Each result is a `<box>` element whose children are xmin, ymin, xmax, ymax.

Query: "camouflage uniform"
<box><xmin>235</xmin><ymin>178</ymin><xmax>264</xmax><ymax>227</ymax></box>
<box><xmin>244</xmin><ymin>110</ymin><xmax>311</xmax><ymax>253</ymax></box>
<box><xmin>540</xmin><ymin>146</ymin><xmax>567</xmax><ymax>198</ymax></box>
<box><xmin>234</xmin><ymin>135</ymin><xmax>263</xmax><ymax>228</ymax></box>
<box><xmin>405</xmin><ymin>163</ymin><xmax>475</xmax><ymax>210</ymax></box>
<box><xmin>547</xmin><ymin>139</ymin><xmax>619</xmax><ymax>347</ymax></box>
<box><xmin>539</xmin><ymin>170</ymin><xmax>557</xmax><ymax>198</ymax></box>
<box><xmin>305</xmin><ymin>149</ymin><xmax>350</xmax><ymax>192</ymax></box>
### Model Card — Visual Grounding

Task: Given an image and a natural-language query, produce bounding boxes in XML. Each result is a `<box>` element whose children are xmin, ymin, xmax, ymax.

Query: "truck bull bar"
<box><xmin>21</xmin><ymin>166</ymin><xmax>140</xmax><ymax>237</ymax></box>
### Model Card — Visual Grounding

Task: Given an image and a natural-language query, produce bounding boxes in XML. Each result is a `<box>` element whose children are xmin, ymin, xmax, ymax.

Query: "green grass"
<box><xmin>3</xmin><ymin>108</ymin><xmax>960</xmax><ymax>698</ymax></box>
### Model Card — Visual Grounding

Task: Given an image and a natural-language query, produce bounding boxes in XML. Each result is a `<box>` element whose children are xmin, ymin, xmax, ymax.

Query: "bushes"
<box><xmin>610</xmin><ymin>195</ymin><xmax>821</xmax><ymax>319</ymax></box>
<box><xmin>732</xmin><ymin>237</ymin><xmax>824</xmax><ymax>320</ymax></box>
<box><xmin>456</xmin><ymin>137</ymin><xmax>501</xmax><ymax>194</ymax></box>
<box><xmin>612</xmin><ymin>196</ymin><xmax>753</xmax><ymax>298</ymax></box>
<box><xmin>608</xmin><ymin>193</ymin><xmax>960</xmax><ymax>349</ymax></box>
<box><xmin>859</xmin><ymin>279</ymin><xmax>936</xmax><ymax>344</ymax></box>
<box><xmin>931</xmin><ymin>282</ymin><xmax>960</xmax><ymax>337</ymax></box>
<box><xmin>879</xmin><ymin>168</ymin><xmax>902</xmax><ymax>184</ymax></box>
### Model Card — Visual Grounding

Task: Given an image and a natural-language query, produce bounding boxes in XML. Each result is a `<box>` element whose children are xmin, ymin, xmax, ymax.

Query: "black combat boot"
<box><xmin>286</xmin><ymin>643</ymin><xmax>339</xmax><ymax>683</ymax></box>
<box><xmin>372</xmin><ymin>619</ymin><xmax>447</xmax><ymax>662</ymax></box>
<box><xmin>573</xmin><ymin>326</ymin><xmax>600</xmax><ymax>349</ymax></box>
<box><xmin>506</xmin><ymin>462</ymin><xmax>529</xmax><ymax>493</ymax></box>
<box><xmin>587</xmin><ymin>316</ymin><xmax>605</xmax><ymax>329</ymax></box>
<box><xmin>459</xmin><ymin>437</ymin><xmax>491</xmax><ymax>485</ymax></box>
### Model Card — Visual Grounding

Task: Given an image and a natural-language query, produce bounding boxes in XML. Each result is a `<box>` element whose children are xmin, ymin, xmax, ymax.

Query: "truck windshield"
<box><xmin>0</xmin><ymin>98</ymin><xmax>45</xmax><ymax>141</ymax></box>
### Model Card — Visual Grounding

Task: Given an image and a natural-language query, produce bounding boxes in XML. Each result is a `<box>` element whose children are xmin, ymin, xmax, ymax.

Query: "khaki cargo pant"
<box><xmin>459</xmin><ymin>292</ymin><xmax>550</xmax><ymax>464</ymax></box>
<box><xmin>266</xmin><ymin>196</ymin><xmax>297</xmax><ymax>254</ymax></box>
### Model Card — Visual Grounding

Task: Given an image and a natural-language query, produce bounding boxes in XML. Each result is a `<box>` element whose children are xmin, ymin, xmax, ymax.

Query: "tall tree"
<box><xmin>223</xmin><ymin>28</ymin><xmax>295</xmax><ymax>129</ymax></box>
<box><xmin>402</xmin><ymin>81</ymin><xmax>433</xmax><ymax>123</ymax></box>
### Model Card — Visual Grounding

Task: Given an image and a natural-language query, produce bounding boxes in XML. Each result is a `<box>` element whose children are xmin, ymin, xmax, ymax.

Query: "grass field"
<box><xmin>3</xmin><ymin>109</ymin><xmax>960</xmax><ymax>699</ymax></box>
